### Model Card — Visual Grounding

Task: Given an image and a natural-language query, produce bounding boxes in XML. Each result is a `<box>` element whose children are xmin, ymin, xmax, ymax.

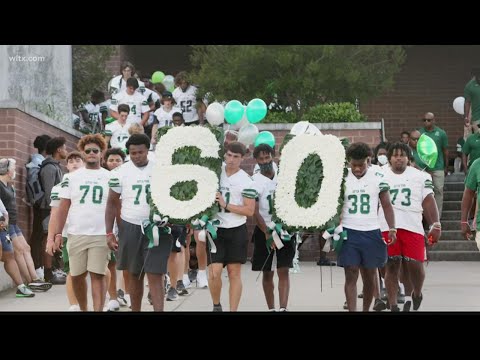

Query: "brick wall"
<box><xmin>362</xmin><ymin>45</ymin><xmax>480</xmax><ymax>159</ymax></box>
<box><xmin>240</xmin><ymin>124</ymin><xmax>382</xmax><ymax>261</ymax></box>
<box><xmin>0</xmin><ymin>109</ymin><xmax>80</xmax><ymax>242</ymax></box>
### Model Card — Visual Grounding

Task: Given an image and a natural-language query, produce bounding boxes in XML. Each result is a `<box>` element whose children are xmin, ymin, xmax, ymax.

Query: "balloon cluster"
<box><xmin>151</xmin><ymin>71</ymin><xmax>175</xmax><ymax>92</ymax></box>
<box><xmin>205</xmin><ymin>98</ymin><xmax>275</xmax><ymax>148</ymax></box>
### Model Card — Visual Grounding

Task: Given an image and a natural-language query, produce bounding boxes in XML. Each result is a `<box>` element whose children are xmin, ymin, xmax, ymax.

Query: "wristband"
<box><xmin>389</xmin><ymin>228</ymin><xmax>397</xmax><ymax>233</ymax></box>
<box><xmin>106</xmin><ymin>232</ymin><xmax>114</xmax><ymax>236</ymax></box>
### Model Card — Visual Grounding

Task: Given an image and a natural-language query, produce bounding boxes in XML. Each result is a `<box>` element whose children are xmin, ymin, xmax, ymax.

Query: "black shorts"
<box><xmin>207</xmin><ymin>224</ymin><xmax>248</xmax><ymax>266</ymax></box>
<box><xmin>251</xmin><ymin>226</ymin><xmax>296</xmax><ymax>271</ymax></box>
<box><xmin>117</xmin><ymin>219</ymin><xmax>172</xmax><ymax>275</ymax></box>
<box><xmin>185</xmin><ymin>120</ymin><xmax>200</xmax><ymax>126</ymax></box>
<box><xmin>171</xmin><ymin>225</ymin><xmax>187</xmax><ymax>253</ymax></box>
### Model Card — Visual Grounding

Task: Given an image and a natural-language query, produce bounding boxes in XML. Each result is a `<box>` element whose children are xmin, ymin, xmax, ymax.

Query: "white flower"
<box><xmin>275</xmin><ymin>133</ymin><xmax>345</xmax><ymax>228</ymax></box>
<box><xmin>151</xmin><ymin>126</ymin><xmax>221</xmax><ymax>221</ymax></box>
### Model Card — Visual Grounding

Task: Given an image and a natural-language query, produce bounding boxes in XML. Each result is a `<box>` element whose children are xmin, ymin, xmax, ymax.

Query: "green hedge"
<box><xmin>263</xmin><ymin>102</ymin><xmax>367</xmax><ymax>124</ymax></box>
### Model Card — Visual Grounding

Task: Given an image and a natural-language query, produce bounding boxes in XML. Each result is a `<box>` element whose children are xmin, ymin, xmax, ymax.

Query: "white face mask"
<box><xmin>377</xmin><ymin>155</ymin><xmax>388</xmax><ymax>166</ymax></box>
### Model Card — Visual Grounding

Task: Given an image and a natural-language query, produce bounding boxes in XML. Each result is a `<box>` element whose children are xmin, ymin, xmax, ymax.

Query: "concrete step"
<box><xmin>441</xmin><ymin>210</ymin><xmax>461</xmax><ymax>220</ymax></box>
<box><xmin>441</xmin><ymin>230</ymin><xmax>468</xmax><ymax>241</ymax></box>
<box><xmin>441</xmin><ymin>220</ymin><xmax>463</xmax><ymax>231</ymax></box>
<box><xmin>444</xmin><ymin>191</ymin><xmax>463</xmax><ymax>201</ymax></box>
<box><xmin>428</xmin><ymin>251</ymin><xmax>480</xmax><ymax>261</ymax></box>
<box><xmin>444</xmin><ymin>182</ymin><xmax>465</xmax><ymax>192</ymax></box>
<box><xmin>445</xmin><ymin>173</ymin><xmax>465</xmax><ymax>183</ymax></box>
<box><xmin>434</xmin><ymin>240</ymin><xmax>479</xmax><ymax>251</ymax></box>
<box><xmin>443</xmin><ymin>201</ymin><xmax>461</xmax><ymax>211</ymax></box>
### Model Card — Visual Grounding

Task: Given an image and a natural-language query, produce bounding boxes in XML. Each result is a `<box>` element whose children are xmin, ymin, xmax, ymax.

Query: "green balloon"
<box><xmin>246</xmin><ymin>98</ymin><xmax>267</xmax><ymax>124</ymax></box>
<box><xmin>417</xmin><ymin>134</ymin><xmax>438</xmax><ymax>168</ymax></box>
<box><xmin>151</xmin><ymin>71</ymin><xmax>165</xmax><ymax>84</ymax></box>
<box><xmin>254</xmin><ymin>131</ymin><xmax>275</xmax><ymax>148</ymax></box>
<box><xmin>224</xmin><ymin>100</ymin><xmax>244</xmax><ymax>124</ymax></box>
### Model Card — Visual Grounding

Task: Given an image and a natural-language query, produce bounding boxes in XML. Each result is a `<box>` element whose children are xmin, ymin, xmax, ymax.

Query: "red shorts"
<box><xmin>381</xmin><ymin>229</ymin><xmax>425</xmax><ymax>262</ymax></box>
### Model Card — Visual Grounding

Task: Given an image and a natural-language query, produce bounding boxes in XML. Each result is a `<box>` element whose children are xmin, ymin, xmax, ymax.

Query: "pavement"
<box><xmin>0</xmin><ymin>261</ymin><xmax>480</xmax><ymax>312</ymax></box>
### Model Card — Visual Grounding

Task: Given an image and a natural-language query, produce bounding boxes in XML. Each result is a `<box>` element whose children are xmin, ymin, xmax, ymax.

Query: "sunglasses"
<box><xmin>411</xmin><ymin>137</ymin><xmax>420</xmax><ymax>141</ymax></box>
<box><xmin>84</xmin><ymin>148</ymin><xmax>100</xmax><ymax>154</ymax></box>
<box><xmin>423</xmin><ymin>118</ymin><xmax>433</xmax><ymax>122</ymax></box>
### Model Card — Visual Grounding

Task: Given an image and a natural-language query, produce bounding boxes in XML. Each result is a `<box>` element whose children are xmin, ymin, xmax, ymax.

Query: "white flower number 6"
<box><xmin>151</xmin><ymin>126</ymin><xmax>221</xmax><ymax>221</ymax></box>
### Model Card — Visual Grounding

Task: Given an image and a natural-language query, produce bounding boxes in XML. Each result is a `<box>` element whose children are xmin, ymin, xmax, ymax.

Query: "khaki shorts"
<box><xmin>67</xmin><ymin>234</ymin><xmax>109</xmax><ymax>276</ymax></box>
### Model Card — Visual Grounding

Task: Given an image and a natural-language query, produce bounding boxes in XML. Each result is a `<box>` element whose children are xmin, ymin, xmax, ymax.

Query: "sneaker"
<box><xmin>107</xmin><ymin>299</ymin><xmax>120</xmax><ymax>311</ymax></box>
<box><xmin>48</xmin><ymin>273</ymin><xmax>66</xmax><ymax>285</ymax></box>
<box><xmin>28</xmin><ymin>279</ymin><xmax>52</xmax><ymax>292</ymax></box>
<box><xmin>357</xmin><ymin>292</ymin><xmax>363</xmax><ymax>299</ymax></box>
<box><xmin>117</xmin><ymin>289</ymin><xmax>128</xmax><ymax>307</ymax></box>
<box><xmin>188</xmin><ymin>269</ymin><xmax>198</xmax><ymax>283</ymax></box>
<box><xmin>403</xmin><ymin>300</ymin><xmax>411</xmax><ymax>312</ymax></box>
<box><xmin>397</xmin><ymin>292</ymin><xmax>405</xmax><ymax>304</ymax></box>
<box><xmin>380</xmin><ymin>288</ymin><xmax>388</xmax><ymax>301</ymax></box>
<box><xmin>147</xmin><ymin>291</ymin><xmax>153</xmax><ymax>305</ymax></box>
<box><xmin>213</xmin><ymin>304</ymin><xmax>223</xmax><ymax>312</ymax></box>
<box><xmin>197</xmin><ymin>271</ymin><xmax>208</xmax><ymax>288</ymax></box>
<box><xmin>53</xmin><ymin>269</ymin><xmax>67</xmax><ymax>278</ymax></box>
<box><xmin>182</xmin><ymin>274</ymin><xmax>192</xmax><ymax>289</ymax></box>
<box><xmin>390</xmin><ymin>305</ymin><xmax>400</xmax><ymax>312</ymax></box>
<box><xmin>279</xmin><ymin>307</ymin><xmax>288</xmax><ymax>312</ymax></box>
<box><xmin>317</xmin><ymin>258</ymin><xmax>336</xmax><ymax>266</ymax></box>
<box><xmin>412</xmin><ymin>292</ymin><xmax>423</xmax><ymax>311</ymax></box>
<box><xmin>176</xmin><ymin>280</ymin><xmax>189</xmax><ymax>296</ymax></box>
<box><xmin>164</xmin><ymin>274</ymin><xmax>171</xmax><ymax>292</ymax></box>
<box><xmin>16</xmin><ymin>284</ymin><xmax>35</xmax><ymax>298</ymax></box>
<box><xmin>373</xmin><ymin>298</ymin><xmax>387</xmax><ymax>312</ymax></box>
<box><xmin>166</xmin><ymin>287</ymin><xmax>178</xmax><ymax>301</ymax></box>
<box><xmin>343</xmin><ymin>301</ymin><xmax>348</xmax><ymax>310</ymax></box>
<box><xmin>68</xmin><ymin>304</ymin><xmax>81</xmax><ymax>311</ymax></box>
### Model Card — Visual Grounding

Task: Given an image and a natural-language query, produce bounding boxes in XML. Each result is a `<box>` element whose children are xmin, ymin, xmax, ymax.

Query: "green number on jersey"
<box><xmin>131</xmin><ymin>105</ymin><xmax>136</xmax><ymax>115</ymax></box>
<box><xmin>223</xmin><ymin>191</ymin><xmax>231</xmax><ymax>213</ymax></box>
<box><xmin>266</xmin><ymin>194</ymin><xmax>273</xmax><ymax>215</ymax></box>
<box><xmin>132</xmin><ymin>184</ymin><xmax>151</xmax><ymax>205</ymax></box>
<box><xmin>79</xmin><ymin>185</ymin><xmax>103</xmax><ymax>204</ymax></box>
<box><xmin>390</xmin><ymin>188</ymin><xmax>411</xmax><ymax>206</ymax></box>
<box><xmin>347</xmin><ymin>194</ymin><xmax>370</xmax><ymax>214</ymax></box>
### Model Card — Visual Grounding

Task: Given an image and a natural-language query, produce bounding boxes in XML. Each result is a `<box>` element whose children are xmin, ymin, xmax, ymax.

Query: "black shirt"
<box><xmin>0</xmin><ymin>181</ymin><xmax>16</xmax><ymax>224</ymax></box>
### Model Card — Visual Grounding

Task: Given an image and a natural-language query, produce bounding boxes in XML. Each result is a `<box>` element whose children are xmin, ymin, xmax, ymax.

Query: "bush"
<box><xmin>303</xmin><ymin>102</ymin><xmax>367</xmax><ymax>123</ymax></box>
<box><xmin>263</xmin><ymin>111</ymin><xmax>298</xmax><ymax>123</ymax></box>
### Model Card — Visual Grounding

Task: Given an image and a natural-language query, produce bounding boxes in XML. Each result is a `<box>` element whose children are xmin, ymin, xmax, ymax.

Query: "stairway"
<box><xmin>428</xmin><ymin>172</ymin><xmax>480</xmax><ymax>261</ymax></box>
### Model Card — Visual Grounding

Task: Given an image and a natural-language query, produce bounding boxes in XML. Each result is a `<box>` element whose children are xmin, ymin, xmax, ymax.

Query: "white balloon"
<box><xmin>290</xmin><ymin>121</ymin><xmax>322</xmax><ymax>136</ymax></box>
<box><xmin>453</xmin><ymin>96</ymin><xmax>465</xmax><ymax>115</ymax></box>
<box><xmin>238</xmin><ymin>124</ymin><xmax>259</xmax><ymax>146</ymax></box>
<box><xmin>205</xmin><ymin>102</ymin><xmax>225</xmax><ymax>126</ymax></box>
<box><xmin>231</xmin><ymin>111</ymin><xmax>249</xmax><ymax>131</ymax></box>
<box><xmin>163</xmin><ymin>75</ymin><xmax>175</xmax><ymax>92</ymax></box>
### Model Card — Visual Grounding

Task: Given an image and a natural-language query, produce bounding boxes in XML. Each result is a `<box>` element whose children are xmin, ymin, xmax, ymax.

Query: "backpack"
<box><xmin>25</xmin><ymin>161</ymin><xmax>44</xmax><ymax>207</ymax></box>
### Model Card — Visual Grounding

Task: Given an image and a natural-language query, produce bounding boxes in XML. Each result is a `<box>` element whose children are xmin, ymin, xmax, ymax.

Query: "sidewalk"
<box><xmin>0</xmin><ymin>262</ymin><xmax>479</xmax><ymax>311</ymax></box>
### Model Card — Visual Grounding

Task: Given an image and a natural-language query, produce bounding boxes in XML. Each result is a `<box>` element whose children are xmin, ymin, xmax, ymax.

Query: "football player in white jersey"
<box><xmin>106</xmin><ymin>134</ymin><xmax>172</xmax><ymax>312</ymax></box>
<box><xmin>54</xmin><ymin>134</ymin><xmax>111</xmax><ymax>311</ymax></box>
<box><xmin>151</xmin><ymin>91</ymin><xmax>182</xmax><ymax>143</ymax></box>
<box><xmin>209</xmin><ymin>142</ymin><xmax>258</xmax><ymax>311</ymax></box>
<box><xmin>379</xmin><ymin>142</ymin><xmax>440</xmax><ymax>311</ymax></box>
<box><xmin>110</xmin><ymin>78</ymin><xmax>150</xmax><ymax>126</ymax></box>
<box><xmin>78</xmin><ymin>90</ymin><xmax>109</xmax><ymax>133</ymax></box>
<box><xmin>105</xmin><ymin>104</ymin><xmax>132</xmax><ymax>150</ymax></box>
<box><xmin>339</xmin><ymin>142</ymin><xmax>396</xmax><ymax>312</ymax></box>
<box><xmin>46</xmin><ymin>151</ymin><xmax>84</xmax><ymax>311</ymax></box>
<box><xmin>173</xmin><ymin>71</ymin><xmax>203</xmax><ymax>125</ymax></box>
<box><xmin>251</xmin><ymin>144</ymin><xmax>294</xmax><ymax>312</ymax></box>
<box><xmin>108</xmin><ymin>61</ymin><xmax>145</xmax><ymax>96</ymax></box>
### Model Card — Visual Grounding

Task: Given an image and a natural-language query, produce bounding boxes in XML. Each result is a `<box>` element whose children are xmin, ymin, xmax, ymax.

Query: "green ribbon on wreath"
<box><xmin>142</xmin><ymin>214</ymin><xmax>172</xmax><ymax>249</ymax></box>
<box><xmin>266</xmin><ymin>222</ymin><xmax>291</xmax><ymax>252</ymax></box>
<box><xmin>191</xmin><ymin>215</ymin><xmax>220</xmax><ymax>254</ymax></box>
<box><xmin>322</xmin><ymin>225</ymin><xmax>347</xmax><ymax>253</ymax></box>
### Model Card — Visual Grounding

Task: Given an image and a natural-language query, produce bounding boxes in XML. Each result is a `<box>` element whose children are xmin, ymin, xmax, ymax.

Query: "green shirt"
<box><xmin>411</xmin><ymin>148</ymin><xmax>427</xmax><ymax>169</ymax></box>
<box><xmin>464</xmin><ymin>157</ymin><xmax>480</xmax><ymax>230</ymax></box>
<box><xmin>462</xmin><ymin>133</ymin><xmax>480</xmax><ymax>167</ymax></box>
<box><xmin>464</xmin><ymin>78</ymin><xmax>480</xmax><ymax>122</ymax></box>
<box><xmin>419</xmin><ymin>126</ymin><xmax>448</xmax><ymax>171</ymax></box>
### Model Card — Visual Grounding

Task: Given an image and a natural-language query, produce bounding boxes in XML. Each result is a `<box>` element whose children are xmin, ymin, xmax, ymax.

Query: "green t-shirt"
<box><xmin>419</xmin><ymin>126</ymin><xmax>448</xmax><ymax>171</ymax></box>
<box><xmin>411</xmin><ymin>148</ymin><xmax>427</xmax><ymax>169</ymax></box>
<box><xmin>464</xmin><ymin>78</ymin><xmax>480</xmax><ymax>122</ymax></box>
<box><xmin>462</xmin><ymin>133</ymin><xmax>480</xmax><ymax>167</ymax></box>
<box><xmin>464</xmin><ymin>157</ymin><xmax>480</xmax><ymax>230</ymax></box>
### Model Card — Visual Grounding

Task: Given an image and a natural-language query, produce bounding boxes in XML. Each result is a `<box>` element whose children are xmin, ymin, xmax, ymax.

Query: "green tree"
<box><xmin>190</xmin><ymin>45</ymin><xmax>406</xmax><ymax>118</ymax></box>
<box><xmin>72</xmin><ymin>45</ymin><xmax>115</xmax><ymax>108</ymax></box>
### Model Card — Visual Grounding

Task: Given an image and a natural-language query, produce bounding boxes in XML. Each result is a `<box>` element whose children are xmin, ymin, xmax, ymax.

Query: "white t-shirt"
<box><xmin>153</xmin><ymin>105</ymin><xmax>182</xmax><ymax>127</ymax></box>
<box><xmin>252</xmin><ymin>172</ymin><xmax>277</xmax><ymax>224</ymax></box>
<box><xmin>341</xmin><ymin>167</ymin><xmax>390</xmax><ymax>231</ymax></box>
<box><xmin>50</xmin><ymin>173</ymin><xmax>70</xmax><ymax>238</ymax></box>
<box><xmin>105</xmin><ymin>121</ymin><xmax>132</xmax><ymax>149</ymax></box>
<box><xmin>59</xmin><ymin>167</ymin><xmax>111</xmax><ymax>236</ymax></box>
<box><xmin>173</xmin><ymin>85</ymin><xmax>199</xmax><ymax>123</ymax></box>
<box><xmin>110</xmin><ymin>91</ymin><xmax>150</xmax><ymax>124</ymax></box>
<box><xmin>378</xmin><ymin>166</ymin><xmax>434</xmax><ymax>235</ymax></box>
<box><xmin>109</xmin><ymin>160</ymin><xmax>154</xmax><ymax>225</ymax></box>
<box><xmin>215</xmin><ymin>165</ymin><xmax>258</xmax><ymax>229</ymax></box>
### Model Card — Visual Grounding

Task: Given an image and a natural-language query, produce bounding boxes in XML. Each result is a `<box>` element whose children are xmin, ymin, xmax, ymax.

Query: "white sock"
<box><xmin>398</xmin><ymin>282</ymin><xmax>405</xmax><ymax>294</ymax></box>
<box><xmin>380</xmin><ymin>278</ymin><xmax>385</xmax><ymax>288</ymax></box>
<box><xmin>183</xmin><ymin>274</ymin><xmax>190</xmax><ymax>282</ymax></box>
<box><xmin>198</xmin><ymin>269</ymin><xmax>206</xmax><ymax>278</ymax></box>
<box><xmin>404</xmin><ymin>295</ymin><xmax>412</xmax><ymax>303</ymax></box>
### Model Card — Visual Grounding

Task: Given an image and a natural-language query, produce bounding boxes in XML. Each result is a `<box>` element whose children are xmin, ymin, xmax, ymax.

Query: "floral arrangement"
<box><xmin>273</xmin><ymin>133</ymin><xmax>348</xmax><ymax>233</ymax></box>
<box><xmin>150</xmin><ymin>125</ymin><xmax>223</xmax><ymax>224</ymax></box>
